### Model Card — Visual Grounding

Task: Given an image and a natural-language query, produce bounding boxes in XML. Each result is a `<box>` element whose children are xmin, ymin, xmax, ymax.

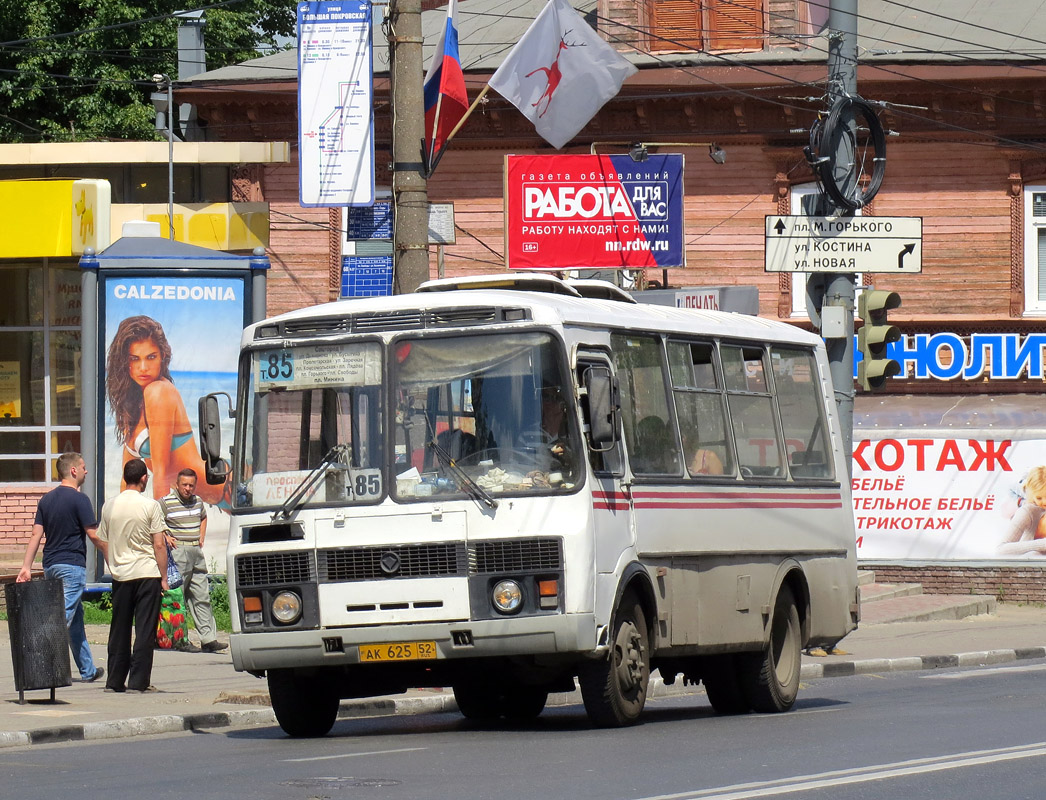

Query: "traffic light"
<box><xmin>857</xmin><ymin>290</ymin><xmax>902</xmax><ymax>391</ymax></box>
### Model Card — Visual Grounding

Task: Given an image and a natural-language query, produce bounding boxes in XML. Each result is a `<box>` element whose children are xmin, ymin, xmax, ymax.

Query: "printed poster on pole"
<box><xmin>298</xmin><ymin>1</ymin><xmax>375</xmax><ymax>206</ymax></box>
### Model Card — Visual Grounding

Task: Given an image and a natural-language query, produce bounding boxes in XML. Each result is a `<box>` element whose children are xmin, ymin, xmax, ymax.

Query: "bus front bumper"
<box><xmin>230</xmin><ymin>612</ymin><xmax>599</xmax><ymax>673</ymax></box>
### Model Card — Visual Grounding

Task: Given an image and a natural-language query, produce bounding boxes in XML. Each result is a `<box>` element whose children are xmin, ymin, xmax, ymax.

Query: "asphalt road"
<box><xmin>3</xmin><ymin>661</ymin><xmax>1046</xmax><ymax>800</ymax></box>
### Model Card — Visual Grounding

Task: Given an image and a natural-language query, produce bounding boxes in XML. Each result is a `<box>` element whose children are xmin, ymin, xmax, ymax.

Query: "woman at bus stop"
<box><xmin>106</xmin><ymin>315</ymin><xmax>228</xmax><ymax>506</ymax></box>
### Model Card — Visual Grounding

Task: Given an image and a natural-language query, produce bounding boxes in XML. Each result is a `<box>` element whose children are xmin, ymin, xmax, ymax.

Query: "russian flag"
<box><xmin>423</xmin><ymin>0</ymin><xmax>469</xmax><ymax>174</ymax></box>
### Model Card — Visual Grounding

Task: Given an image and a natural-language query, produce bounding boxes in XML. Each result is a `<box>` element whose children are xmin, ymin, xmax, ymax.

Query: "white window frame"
<box><xmin>789</xmin><ymin>183</ymin><xmax>863</xmax><ymax>317</ymax></box>
<box><xmin>1023</xmin><ymin>185</ymin><xmax>1046</xmax><ymax>316</ymax></box>
<box><xmin>0</xmin><ymin>258</ymin><xmax>81</xmax><ymax>483</ymax></box>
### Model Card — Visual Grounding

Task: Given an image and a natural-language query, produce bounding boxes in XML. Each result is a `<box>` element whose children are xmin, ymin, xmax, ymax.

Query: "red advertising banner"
<box><xmin>504</xmin><ymin>154</ymin><xmax>685</xmax><ymax>270</ymax></box>
<box><xmin>853</xmin><ymin>437</ymin><xmax>1046</xmax><ymax>560</ymax></box>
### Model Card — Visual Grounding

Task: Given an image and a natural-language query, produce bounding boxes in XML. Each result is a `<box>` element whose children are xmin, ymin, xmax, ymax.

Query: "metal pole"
<box><xmin>824</xmin><ymin>0</ymin><xmax>858</xmax><ymax>476</ymax></box>
<box><xmin>167</xmin><ymin>77</ymin><xmax>175</xmax><ymax>240</ymax></box>
<box><xmin>389</xmin><ymin>0</ymin><xmax>430</xmax><ymax>293</ymax></box>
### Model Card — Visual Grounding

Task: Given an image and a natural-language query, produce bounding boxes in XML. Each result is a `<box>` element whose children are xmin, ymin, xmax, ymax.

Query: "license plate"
<box><xmin>358</xmin><ymin>640</ymin><xmax>437</xmax><ymax>663</ymax></box>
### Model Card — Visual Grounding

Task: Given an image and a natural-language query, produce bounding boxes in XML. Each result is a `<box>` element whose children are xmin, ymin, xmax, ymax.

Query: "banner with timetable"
<box><xmin>298</xmin><ymin>1</ymin><xmax>374</xmax><ymax>206</ymax></box>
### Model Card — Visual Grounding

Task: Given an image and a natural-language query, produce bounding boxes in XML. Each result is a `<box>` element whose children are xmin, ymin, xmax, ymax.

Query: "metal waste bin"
<box><xmin>4</xmin><ymin>578</ymin><xmax>72</xmax><ymax>703</ymax></box>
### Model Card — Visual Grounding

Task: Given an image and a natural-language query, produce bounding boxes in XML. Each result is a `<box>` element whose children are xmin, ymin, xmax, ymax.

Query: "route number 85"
<box><xmin>263</xmin><ymin>352</ymin><xmax>293</xmax><ymax>380</ymax></box>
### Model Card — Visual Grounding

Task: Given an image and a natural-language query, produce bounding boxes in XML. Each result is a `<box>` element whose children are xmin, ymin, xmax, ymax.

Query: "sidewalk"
<box><xmin>3</xmin><ymin>605</ymin><xmax>1046</xmax><ymax>748</ymax></box>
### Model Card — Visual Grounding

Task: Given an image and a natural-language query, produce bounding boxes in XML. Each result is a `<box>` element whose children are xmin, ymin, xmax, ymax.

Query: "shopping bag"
<box><xmin>156</xmin><ymin>587</ymin><xmax>191</xmax><ymax>651</ymax></box>
<box><xmin>166</xmin><ymin>544</ymin><xmax>183</xmax><ymax>590</ymax></box>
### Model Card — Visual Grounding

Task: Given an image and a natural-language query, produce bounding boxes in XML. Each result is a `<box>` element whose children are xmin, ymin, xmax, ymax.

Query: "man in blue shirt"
<box><xmin>17</xmin><ymin>452</ymin><xmax>106</xmax><ymax>683</ymax></box>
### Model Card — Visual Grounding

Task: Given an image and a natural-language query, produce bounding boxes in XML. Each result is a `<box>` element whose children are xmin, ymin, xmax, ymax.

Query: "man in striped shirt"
<box><xmin>161</xmin><ymin>468</ymin><xmax>227</xmax><ymax>653</ymax></box>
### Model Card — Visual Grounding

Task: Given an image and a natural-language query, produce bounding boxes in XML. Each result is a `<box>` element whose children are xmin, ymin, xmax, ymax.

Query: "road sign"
<box><xmin>764</xmin><ymin>215</ymin><xmax>922</xmax><ymax>273</ymax></box>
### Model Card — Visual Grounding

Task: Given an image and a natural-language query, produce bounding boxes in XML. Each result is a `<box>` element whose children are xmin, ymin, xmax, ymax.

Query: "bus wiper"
<box><xmin>426</xmin><ymin>439</ymin><xmax>499</xmax><ymax>510</ymax></box>
<box><xmin>274</xmin><ymin>444</ymin><xmax>349</xmax><ymax>520</ymax></box>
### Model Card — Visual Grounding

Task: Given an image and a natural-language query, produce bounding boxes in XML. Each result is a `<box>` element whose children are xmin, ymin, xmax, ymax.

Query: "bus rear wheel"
<box><xmin>579</xmin><ymin>592</ymin><xmax>649</xmax><ymax>727</ymax></box>
<box><xmin>740</xmin><ymin>585</ymin><xmax>802</xmax><ymax>713</ymax></box>
<box><xmin>268</xmin><ymin>668</ymin><xmax>340</xmax><ymax>738</ymax></box>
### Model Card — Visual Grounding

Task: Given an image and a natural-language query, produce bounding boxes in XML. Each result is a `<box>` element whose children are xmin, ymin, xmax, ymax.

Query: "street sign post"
<box><xmin>764</xmin><ymin>215</ymin><xmax>922</xmax><ymax>273</ymax></box>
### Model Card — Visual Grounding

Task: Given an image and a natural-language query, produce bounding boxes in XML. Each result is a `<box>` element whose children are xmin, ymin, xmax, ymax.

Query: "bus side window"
<box><xmin>668</xmin><ymin>339</ymin><xmax>734</xmax><ymax>478</ymax></box>
<box><xmin>770</xmin><ymin>347</ymin><xmax>834</xmax><ymax>479</ymax></box>
<box><xmin>611</xmin><ymin>333</ymin><xmax>682</xmax><ymax>477</ymax></box>
<box><xmin>722</xmin><ymin>345</ymin><xmax>785</xmax><ymax>479</ymax></box>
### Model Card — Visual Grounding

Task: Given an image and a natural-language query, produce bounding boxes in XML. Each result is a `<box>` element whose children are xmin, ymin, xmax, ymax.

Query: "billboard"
<box><xmin>853</xmin><ymin>436</ymin><xmax>1046</xmax><ymax>560</ymax></box>
<box><xmin>101</xmin><ymin>276</ymin><xmax>244</xmax><ymax>567</ymax></box>
<box><xmin>505</xmin><ymin>154</ymin><xmax>684</xmax><ymax>270</ymax></box>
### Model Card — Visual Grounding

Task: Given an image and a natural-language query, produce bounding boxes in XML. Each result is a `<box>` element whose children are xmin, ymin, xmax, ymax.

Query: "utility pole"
<box><xmin>823</xmin><ymin>0</ymin><xmax>858</xmax><ymax>474</ymax></box>
<box><xmin>388</xmin><ymin>0</ymin><xmax>430</xmax><ymax>293</ymax></box>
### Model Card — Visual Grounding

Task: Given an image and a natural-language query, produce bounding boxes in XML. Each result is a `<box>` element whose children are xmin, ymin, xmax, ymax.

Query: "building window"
<box><xmin>1024</xmin><ymin>186</ymin><xmax>1046</xmax><ymax>315</ymax></box>
<box><xmin>0</xmin><ymin>260</ymin><xmax>81</xmax><ymax>482</ymax></box>
<box><xmin>650</xmin><ymin>0</ymin><xmax>765</xmax><ymax>52</ymax></box>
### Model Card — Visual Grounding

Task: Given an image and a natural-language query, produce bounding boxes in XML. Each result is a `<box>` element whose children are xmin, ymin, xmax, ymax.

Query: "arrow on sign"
<box><xmin>898</xmin><ymin>243</ymin><xmax>915</xmax><ymax>269</ymax></box>
<box><xmin>774</xmin><ymin>219</ymin><xmax>786</xmax><ymax>235</ymax></box>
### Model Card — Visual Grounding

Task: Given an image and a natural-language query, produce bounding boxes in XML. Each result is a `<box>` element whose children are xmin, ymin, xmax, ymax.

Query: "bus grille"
<box><xmin>318</xmin><ymin>543</ymin><xmax>467</xmax><ymax>581</ymax></box>
<box><xmin>469</xmin><ymin>538</ymin><xmax>562</xmax><ymax>574</ymax></box>
<box><xmin>236</xmin><ymin>552</ymin><xmax>315</xmax><ymax>587</ymax></box>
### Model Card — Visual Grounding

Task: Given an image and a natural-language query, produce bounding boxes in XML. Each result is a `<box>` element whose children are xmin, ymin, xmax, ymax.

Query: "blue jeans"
<box><xmin>44</xmin><ymin>564</ymin><xmax>98</xmax><ymax>680</ymax></box>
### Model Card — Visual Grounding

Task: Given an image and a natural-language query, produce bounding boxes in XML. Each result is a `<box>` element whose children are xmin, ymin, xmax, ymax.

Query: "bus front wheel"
<box><xmin>268</xmin><ymin>668</ymin><xmax>340</xmax><ymax>737</ymax></box>
<box><xmin>579</xmin><ymin>592</ymin><xmax>649</xmax><ymax>727</ymax></box>
<box><xmin>740</xmin><ymin>585</ymin><xmax>802</xmax><ymax>713</ymax></box>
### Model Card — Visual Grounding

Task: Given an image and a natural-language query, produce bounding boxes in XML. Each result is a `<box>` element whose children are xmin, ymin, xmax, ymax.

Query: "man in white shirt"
<box><xmin>98</xmin><ymin>458</ymin><xmax>168</xmax><ymax>693</ymax></box>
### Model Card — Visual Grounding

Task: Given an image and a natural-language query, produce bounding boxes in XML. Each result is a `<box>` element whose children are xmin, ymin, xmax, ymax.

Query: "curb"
<box><xmin>798</xmin><ymin>646</ymin><xmax>1046</xmax><ymax>679</ymax></box>
<box><xmin>3</xmin><ymin>647</ymin><xmax>1045</xmax><ymax>748</ymax></box>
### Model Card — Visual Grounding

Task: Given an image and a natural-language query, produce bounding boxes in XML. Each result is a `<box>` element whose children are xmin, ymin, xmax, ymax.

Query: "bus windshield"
<box><xmin>238</xmin><ymin>341</ymin><xmax>384</xmax><ymax>510</ymax></box>
<box><xmin>391</xmin><ymin>330</ymin><xmax>581</xmax><ymax>500</ymax></box>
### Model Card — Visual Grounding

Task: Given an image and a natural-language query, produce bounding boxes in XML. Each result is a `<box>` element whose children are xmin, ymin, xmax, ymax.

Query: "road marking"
<box><xmin>631</xmin><ymin>742</ymin><xmax>1046</xmax><ymax>800</ymax></box>
<box><xmin>284</xmin><ymin>747</ymin><xmax>426</xmax><ymax>763</ymax></box>
<box><xmin>922</xmin><ymin>664</ymin><xmax>1046</xmax><ymax>680</ymax></box>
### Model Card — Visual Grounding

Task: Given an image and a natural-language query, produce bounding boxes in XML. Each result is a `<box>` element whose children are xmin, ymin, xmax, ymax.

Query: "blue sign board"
<box><xmin>346</xmin><ymin>202</ymin><xmax>393</xmax><ymax>240</ymax></box>
<box><xmin>341</xmin><ymin>255</ymin><xmax>393</xmax><ymax>297</ymax></box>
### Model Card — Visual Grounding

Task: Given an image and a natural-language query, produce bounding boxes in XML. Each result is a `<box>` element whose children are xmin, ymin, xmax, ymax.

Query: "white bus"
<box><xmin>199</xmin><ymin>274</ymin><xmax>859</xmax><ymax>737</ymax></box>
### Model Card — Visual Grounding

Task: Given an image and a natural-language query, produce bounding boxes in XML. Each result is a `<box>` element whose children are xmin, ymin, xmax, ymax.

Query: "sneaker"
<box><xmin>81</xmin><ymin>666</ymin><xmax>105</xmax><ymax>683</ymax></box>
<box><xmin>128</xmin><ymin>685</ymin><xmax>159</xmax><ymax>694</ymax></box>
<box><xmin>200</xmin><ymin>640</ymin><xmax>228</xmax><ymax>653</ymax></box>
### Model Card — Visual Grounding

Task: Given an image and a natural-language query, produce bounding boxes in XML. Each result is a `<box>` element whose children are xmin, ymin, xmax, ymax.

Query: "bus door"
<box><xmin>576</xmin><ymin>349</ymin><xmax>632</xmax><ymax>574</ymax></box>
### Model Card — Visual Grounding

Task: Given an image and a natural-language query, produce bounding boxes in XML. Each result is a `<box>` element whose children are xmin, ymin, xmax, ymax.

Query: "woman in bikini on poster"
<box><xmin>106</xmin><ymin>315</ymin><xmax>228</xmax><ymax>505</ymax></box>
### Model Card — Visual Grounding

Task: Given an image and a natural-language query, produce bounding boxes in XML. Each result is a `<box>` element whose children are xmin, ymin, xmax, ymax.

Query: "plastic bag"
<box><xmin>156</xmin><ymin>587</ymin><xmax>191</xmax><ymax>651</ymax></box>
<box><xmin>166</xmin><ymin>544</ymin><xmax>183</xmax><ymax>590</ymax></box>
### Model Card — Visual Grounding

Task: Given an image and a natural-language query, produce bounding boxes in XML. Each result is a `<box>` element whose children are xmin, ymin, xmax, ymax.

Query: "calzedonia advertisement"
<box><xmin>504</xmin><ymin>153</ymin><xmax>685</xmax><ymax>270</ymax></box>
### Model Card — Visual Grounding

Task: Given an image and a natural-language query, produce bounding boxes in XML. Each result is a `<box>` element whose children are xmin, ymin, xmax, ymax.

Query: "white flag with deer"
<box><xmin>488</xmin><ymin>0</ymin><xmax>637</xmax><ymax>149</ymax></box>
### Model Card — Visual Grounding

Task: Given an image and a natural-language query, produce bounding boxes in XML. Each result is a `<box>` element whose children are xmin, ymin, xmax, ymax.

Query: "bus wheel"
<box><xmin>453</xmin><ymin>683</ymin><xmax>502</xmax><ymax>720</ymax></box>
<box><xmin>741</xmin><ymin>585</ymin><xmax>802</xmax><ymax>713</ymax></box>
<box><xmin>501</xmin><ymin>686</ymin><xmax>548</xmax><ymax>720</ymax></box>
<box><xmin>268</xmin><ymin>668</ymin><xmax>339</xmax><ymax>738</ymax></box>
<box><xmin>702</xmin><ymin>656</ymin><xmax>749</xmax><ymax>715</ymax></box>
<box><xmin>579</xmin><ymin>592</ymin><xmax>649</xmax><ymax>727</ymax></box>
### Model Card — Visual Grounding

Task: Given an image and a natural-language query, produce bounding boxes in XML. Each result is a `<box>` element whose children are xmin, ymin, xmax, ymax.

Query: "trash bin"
<box><xmin>4</xmin><ymin>578</ymin><xmax>72</xmax><ymax>703</ymax></box>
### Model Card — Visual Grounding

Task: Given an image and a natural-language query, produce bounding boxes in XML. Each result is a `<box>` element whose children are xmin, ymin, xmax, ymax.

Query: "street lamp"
<box><xmin>151</xmin><ymin>73</ymin><xmax>175</xmax><ymax>239</ymax></box>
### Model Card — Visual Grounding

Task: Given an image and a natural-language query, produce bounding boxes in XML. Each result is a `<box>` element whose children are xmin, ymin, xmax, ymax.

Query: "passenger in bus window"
<box><xmin>633</xmin><ymin>416</ymin><xmax>673</xmax><ymax>473</ymax></box>
<box><xmin>997</xmin><ymin>466</ymin><xmax>1046</xmax><ymax>555</ymax></box>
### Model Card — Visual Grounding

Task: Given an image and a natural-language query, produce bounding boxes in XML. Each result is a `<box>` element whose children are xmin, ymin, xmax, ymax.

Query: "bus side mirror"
<box><xmin>584</xmin><ymin>366</ymin><xmax>619</xmax><ymax>448</ymax></box>
<box><xmin>198</xmin><ymin>393</ymin><xmax>232</xmax><ymax>485</ymax></box>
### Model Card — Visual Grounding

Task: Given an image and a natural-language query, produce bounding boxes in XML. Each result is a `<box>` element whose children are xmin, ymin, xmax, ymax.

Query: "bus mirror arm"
<box><xmin>199</xmin><ymin>392</ymin><xmax>235</xmax><ymax>485</ymax></box>
<box><xmin>584</xmin><ymin>367</ymin><xmax>619</xmax><ymax>450</ymax></box>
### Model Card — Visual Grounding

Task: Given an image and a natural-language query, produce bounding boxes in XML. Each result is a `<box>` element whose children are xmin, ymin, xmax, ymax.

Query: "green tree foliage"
<box><xmin>0</xmin><ymin>1</ymin><xmax>295</xmax><ymax>142</ymax></box>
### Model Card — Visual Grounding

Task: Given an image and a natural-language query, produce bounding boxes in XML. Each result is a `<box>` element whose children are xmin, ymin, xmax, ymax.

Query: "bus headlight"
<box><xmin>492</xmin><ymin>580</ymin><xmax>523</xmax><ymax>614</ymax></box>
<box><xmin>271</xmin><ymin>591</ymin><xmax>303</xmax><ymax>624</ymax></box>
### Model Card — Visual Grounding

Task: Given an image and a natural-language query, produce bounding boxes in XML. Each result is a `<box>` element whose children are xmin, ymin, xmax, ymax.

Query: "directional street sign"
<box><xmin>764</xmin><ymin>215</ymin><xmax>922</xmax><ymax>273</ymax></box>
